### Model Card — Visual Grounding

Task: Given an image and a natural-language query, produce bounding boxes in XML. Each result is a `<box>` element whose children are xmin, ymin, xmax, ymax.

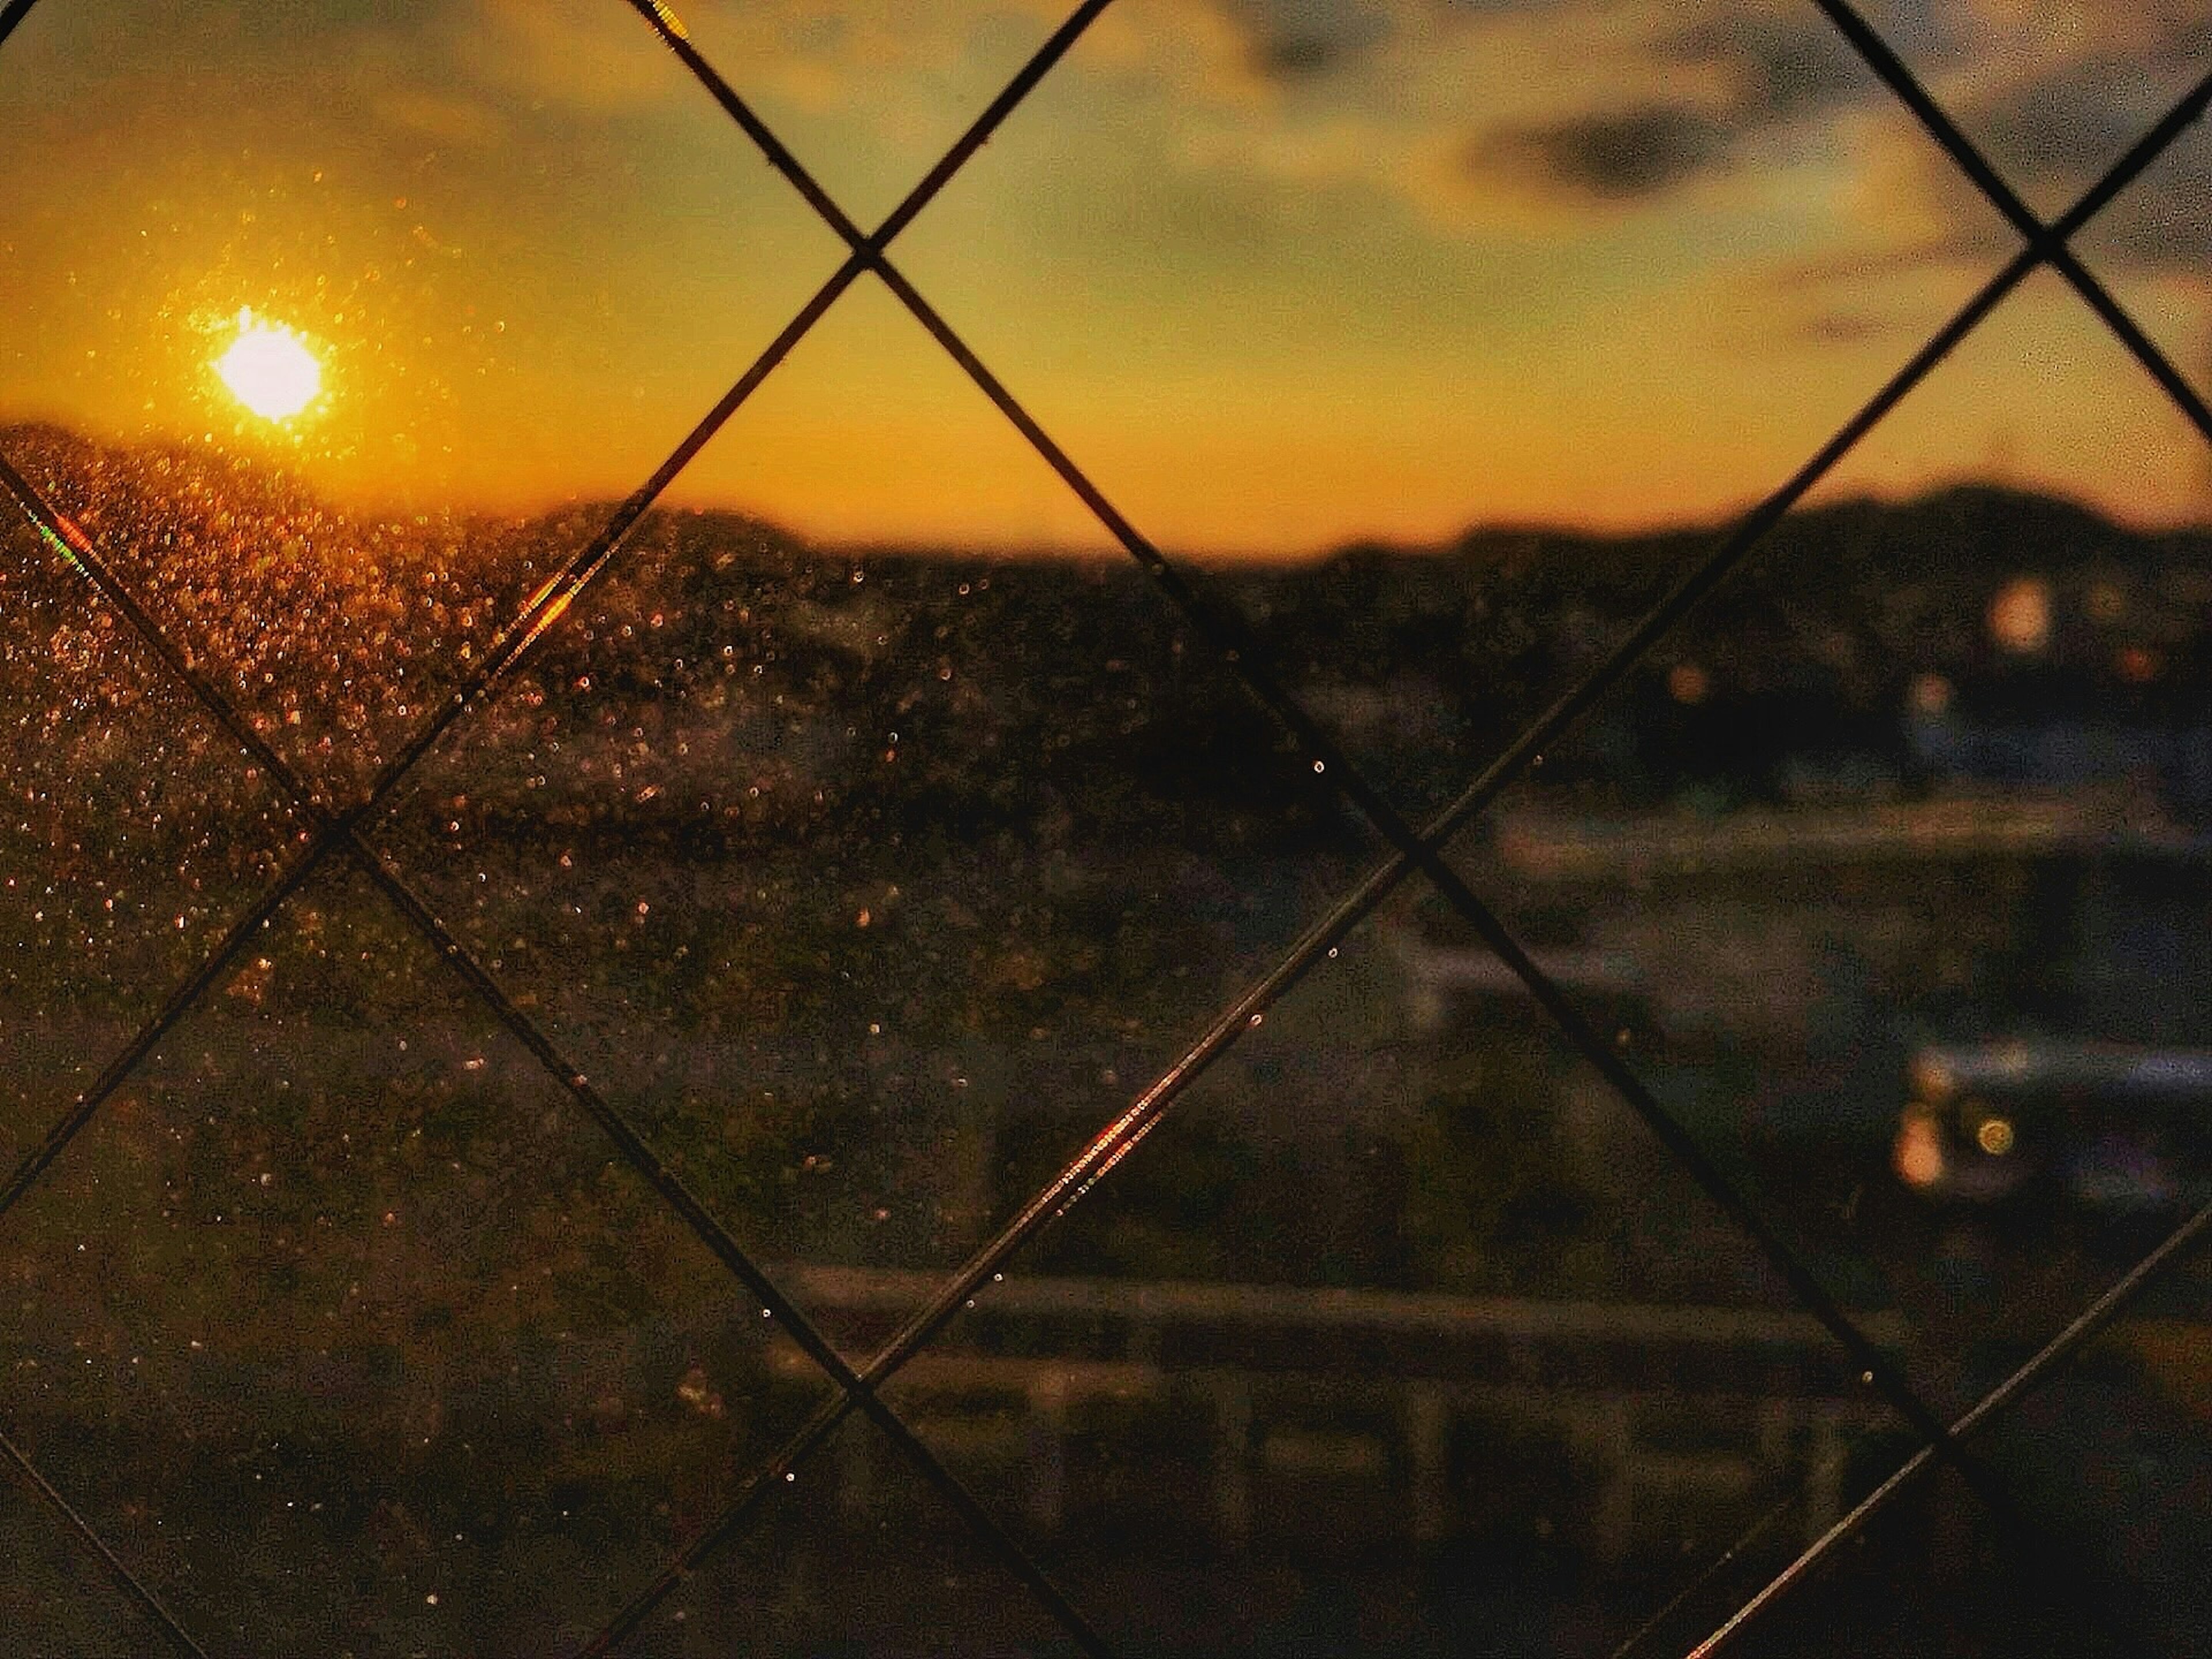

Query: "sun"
<box><xmin>214</xmin><ymin>309</ymin><xmax>323</xmax><ymax>421</ymax></box>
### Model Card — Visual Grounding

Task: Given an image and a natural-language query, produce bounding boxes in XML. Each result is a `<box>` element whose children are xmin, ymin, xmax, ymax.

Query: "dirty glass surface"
<box><xmin>2</xmin><ymin>2</ymin><xmax>2211</xmax><ymax>1657</ymax></box>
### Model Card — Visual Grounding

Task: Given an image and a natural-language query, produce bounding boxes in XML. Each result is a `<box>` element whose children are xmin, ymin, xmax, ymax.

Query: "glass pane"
<box><xmin>0</xmin><ymin>1472</ymin><xmax>174</xmax><ymax>1659</ymax></box>
<box><xmin>673</xmin><ymin>0</ymin><xmax>1070</xmax><ymax>228</ymax></box>
<box><xmin>884</xmin><ymin>0</ymin><xmax>2012</xmax><ymax>817</ymax></box>
<box><xmin>0</xmin><ymin>509</ymin><xmax>298</xmax><ymax>1172</ymax></box>
<box><xmin>1974</xmin><ymin>1300</ymin><xmax>2212</xmax><ymax>1657</ymax></box>
<box><xmin>624</xmin><ymin>1412</ymin><xmax>1080</xmax><ymax>1657</ymax></box>
<box><xmin>2072</xmin><ymin>105</ymin><xmax>2212</xmax><ymax>430</ymax></box>
<box><xmin>1718</xmin><ymin>1467</ymin><xmax>2130</xmax><ymax>1659</ymax></box>
<box><xmin>0</xmin><ymin>0</ymin><xmax>847</xmax><ymax>802</ymax></box>
<box><xmin>1461</xmin><ymin>270</ymin><xmax>2212</xmax><ymax>1421</ymax></box>
<box><xmin>0</xmin><ymin>862</ymin><xmax>833</xmax><ymax>1653</ymax></box>
<box><xmin>373</xmin><ymin>271</ymin><xmax>1382</xmax><ymax>1363</ymax></box>
<box><xmin>874</xmin><ymin>896</ymin><xmax>1870</xmax><ymax>1656</ymax></box>
<box><xmin>1876</xmin><ymin>0</ymin><xmax>2210</xmax><ymax>224</ymax></box>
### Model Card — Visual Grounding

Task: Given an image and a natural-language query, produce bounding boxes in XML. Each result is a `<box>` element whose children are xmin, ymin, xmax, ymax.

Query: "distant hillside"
<box><xmin>1215</xmin><ymin>485</ymin><xmax>2212</xmax><ymax>806</ymax></box>
<box><xmin>6</xmin><ymin>419</ymin><xmax>2211</xmax><ymax>838</ymax></box>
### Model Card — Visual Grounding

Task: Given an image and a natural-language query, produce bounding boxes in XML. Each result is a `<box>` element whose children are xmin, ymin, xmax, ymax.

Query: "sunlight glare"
<box><xmin>214</xmin><ymin>309</ymin><xmax>323</xmax><ymax>421</ymax></box>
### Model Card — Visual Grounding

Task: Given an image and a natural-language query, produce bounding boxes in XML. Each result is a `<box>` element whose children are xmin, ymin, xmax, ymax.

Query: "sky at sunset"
<box><xmin>2</xmin><ymin>0</ymin><xmax>2209</xmax><ymax>555</ymax></box>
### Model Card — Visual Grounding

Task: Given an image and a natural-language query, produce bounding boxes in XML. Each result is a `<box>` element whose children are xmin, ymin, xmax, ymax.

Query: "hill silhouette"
<box><xmin>5</xmin><ymin>419</ymin><xmax>2210</xmax><ymax>836</ymax></box>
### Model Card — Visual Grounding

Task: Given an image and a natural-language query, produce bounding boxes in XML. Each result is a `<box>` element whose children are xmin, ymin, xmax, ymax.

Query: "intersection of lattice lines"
<box><xmin>0</xmin><ymin>2</ymin><xmax>2209</xmax><ymax>1656</ymax></box>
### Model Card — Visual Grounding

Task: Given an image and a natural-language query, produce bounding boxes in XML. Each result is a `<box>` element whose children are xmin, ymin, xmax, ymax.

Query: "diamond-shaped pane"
<box><xmin>0</xmin><ymin>507</ymin><xmax>298</xmax><ymax>1173</ymax></box>
<box><xmin>620</xmin><ymin>1411</ymin><xmax>1079</xmax><ymax>1656</ymax></box>
<box><xmin>0</xmin><ymin>1468</ymin><xmax>178</xmax><ymax>1659</ymax></box>
<box><xmin>0</xmin><ymin>0</ymin><xmax>847</xmax><ymax>801</ymax></box>
<box><xmin>0</xmin><ymin>860</ymin><xmax>833</xmax><ymax>1654</ymax></box>
<box><xmin>1970</xmin><ymin>1302</ymin><xmax>2212</xmax><ymax>1658</ymax></box>
<box><xmin>1455</xmin><ymin>275</ymin><xmax>2212</xmax><ymax>1433</ymax></box>
<box><xmin>2071</xmin><ymin>107</ymin><xmax>2212</xmax><ymax>432</ymax></box>
<box><xmin>1867</xmin><ymin>0</ymin><xmax>2211</xmax><ymax>226</ymax></box>
<box><xmin>1717</xmin><ymin>1467</ymin><xmax>2131</xmax><ymax>1659</ymax></box>
<box><xmin>878</xmin><ymin>0</ymin><xmax>2011</xmax><ymax>818</ymax></box>
<box><xmin>873</xmin><ymin>895</ymin><xmax>1886</xmax><ymax>1656</ymax></box>
<box><xmin>373</xmin><ymin>273</ymin><xmax>1382</xmax><ymax>1363</ymax></box>
<box><xmin>671</xmin><ymin>0</ymin><xmax>1071</xmax><ymax>228</ymax></box>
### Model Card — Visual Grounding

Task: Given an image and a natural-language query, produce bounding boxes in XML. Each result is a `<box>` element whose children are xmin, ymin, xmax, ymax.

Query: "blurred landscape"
<box><xmin>5</xmin><ymin>419</ymin><xmax>2212</xmax><ymax>1655</ymax></box>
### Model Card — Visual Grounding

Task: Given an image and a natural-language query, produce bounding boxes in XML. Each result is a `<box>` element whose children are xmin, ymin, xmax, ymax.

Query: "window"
<box><xmin>3</xmin><ymin>2</ymin><xmax>2210</xmax><ymax>1653</ymax></box>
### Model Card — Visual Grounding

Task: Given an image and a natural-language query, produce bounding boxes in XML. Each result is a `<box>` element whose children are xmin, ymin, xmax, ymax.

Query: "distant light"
<box><xmin>1895</xmin><ymin>1109</ymin><xmax>1945</xmax><ymax>1189</ymax></box>
<box><xmin>214</xmin><ymin>309</ymin><xmax>322</xmax><ymax>421</ymax></box>
<box><xmin>1910</xmin><ymin>1054</ymin><xmax>1955</xmax><ymax>1104</ymax></box>
<box><xmin>1908</xmin><ymin>672</ymin><xmax>1952</xmax><ymax>717</ymax></box>
<box><xmin>1975</xmin><ymin>1115</ymin><xmax>2016</xmax><ymax>1157</ymax></box>
<box><xmin>1987</xmin><ymin>575</ymin><xmax>2051</xmax><ymax>655</ymax></box>
<box><xmin>2116</xmin><ymin>645</ymin><xmax>2161</xmax><ymax>685</ymax></box>
<box><xmin>1667</xmin><ymin>662</ymin><xmax>1710</xmax><ymax>705</ymax></box>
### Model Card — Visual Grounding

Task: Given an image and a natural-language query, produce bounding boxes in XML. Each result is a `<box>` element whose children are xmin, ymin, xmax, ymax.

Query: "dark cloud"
<box><xmin>1919</xmin><ymin>40</ymin><xmax>2212</xmax><ymax>271</ymax></box>
<box><xmin>1964</xmin><ymin>39</ymin><xmax>2212</xmax><ymax>268</ymax></box>
<box><xmin>2090</xmin><ymin>143</ymin><xmax>2212</xmax><ymax>270</ymax></box>
<box><xmin>1797</xmin><ymin>309</ymin><xmax>1905</xmax><ymax>347</ymax></box>
<box><xmin>1463</xmin><ymin>9</ymin><xmax>1883</xmax><ymax>205</ymax></box>
<box><xmin>1214</xmin><ymin>0</ymin><xmax>1569</xmax><ymax>81</ymax></box>
<box><xmin>1478</xmin><ymin>104</ymin><xmax>1732</xmax><ymax>200</ymax></box>
<box><xmin>1219</xmin><ymin>0</ymin><xmax>1392</xmax><ymax>80</ymax></box>
<box><xmin>1969</xmin><ymin>60</ymin><xmax>2184</xmax><ymax>184</ymax></box>
<box><xmin>1665</xmin><ymin>12</ymin><xmax>1871</xmax><ymax>125</ymax></box>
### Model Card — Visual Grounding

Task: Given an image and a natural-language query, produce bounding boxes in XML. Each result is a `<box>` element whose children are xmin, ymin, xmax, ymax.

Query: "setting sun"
<box><xmin>214</xmin><ymin>309</ymin><xmax>322</xmax><ymax>421</ymax></box>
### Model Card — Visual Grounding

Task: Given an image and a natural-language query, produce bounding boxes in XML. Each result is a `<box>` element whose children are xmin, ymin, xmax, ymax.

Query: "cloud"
<box><xmin>1661</xmin><ymin>9</ymin><xmax>1870</xmax><ymax>125</ymax></box>
<box><xmin>1958</xmin><ymin>44</ymin><xmax>2212</xmax><ymax>269</ymax></box>
<box><xmin>1823</xmin><ymin>21</ymin><xmax>2212</xmax><ymax>281</ymax></box>
<box><xmin>1453</xmin><ymin>3</ymin><xmax>1886</xmax><ymax>206</ymax></box>
<box><xmin>1476</xmin><ymin>104</ymin><xmax>1732</xmax><ymax>200</ymax></box>
<box><xmin>1218</xmin><ymin>0</ymin><xmax>1393</xmax><ymax>78</ymax></box>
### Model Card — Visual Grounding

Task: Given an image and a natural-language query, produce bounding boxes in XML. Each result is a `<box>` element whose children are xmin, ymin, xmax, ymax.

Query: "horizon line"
<box><xmin>1</xmin><ymin>413</ymin><xmax>2203</xmax><ymax>566</ymax></box>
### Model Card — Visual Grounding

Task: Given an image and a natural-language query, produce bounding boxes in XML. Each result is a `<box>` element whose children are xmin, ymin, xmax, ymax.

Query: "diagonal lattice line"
<box><xmin>574</xmin><ymin>50</ymin><xmax>2212</xmax><ymax>1657</ymax></box>
<box><xmin>0</xmin><ymin>453</ymin><xmax>306</xmax><ymax>789</ymax></box>
<box><xmin>0</xmin><ymin>1425</ymin><xmax>210</xmax><ymax>1659</ymax></box>
<box><xmin>0</xmin><ymin>457</ymin><xmax>358</xmax><ymax>1229</ymax></box>
<box><xmin>1811</xmin><ymin>0</ymin><xmax>2212</xmax><ymax>448</ymax></box>
<box><xmin>0</xmin><ymin>833</ymin><xmax>332</xmax><ymax>1229</ymax></box>
<box><xmin>577</xmin><ymin>1386</ymin><xmax>860</xmax><ymax>1656</ymax></box>
<box><xmin>1</xmin><ymin>3</ymin><xmax>2200</xmax><ymax>1653</ymax></box>
<box><xmin>1609</xmin><ymin>1489</ymin><xmax>1804</xmax><ymax>1659</ymax></box>
<box><xmin>358</xmin><ymin>259</ymin><xmax>861</xmax><ymax>816</ymax></box>
<box><xmin>0</xmin><ymin>1</ymin><xmax>1131</xmax><ymax>1643</ymax></box>
<box><xmin>0</xmin><ymin>434</ymin><xmax>1118</xmax><ymax>1659</ymax></box>
<box><xmin>642</xmin><ymin>0</ymin><xmax>2051</xmax><ymax>1552</ymax></box>
<box><xmin>1627</xmin><ymin>1194</ymin><xmax>2212</xmax><ymax>1657</ymax></box>
<box><xmin>1621</xmin><ymin>1188</ymin><xmax>2212</xmax><ymax>1659</ymax></box>
<box><xmin>0</xmin><ymin>0</ymin><xmax>35</xmax><ymax>53</ymax></box>
<box><xmin>1691</xmin><ymin>1188</ymin><xmax>2212</xmax><ymax>1659</ymax></box>
<box><xmin>0</xmin><ymin>444</ymin><xmax>1115</xmax><ymax>1656</ymax></box>
<box><xmin>368</xmin><ymin>0</ymin><xmax>1112</xmax><ymax>813</ymax></box>
<box><xmin>340</xmin><ymin>831</ymin><xmax>1118</xmax><ymax>1658</ymax></box>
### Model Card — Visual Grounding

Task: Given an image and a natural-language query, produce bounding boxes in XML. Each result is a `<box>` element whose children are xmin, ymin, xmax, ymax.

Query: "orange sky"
<box><xmin>2</xmin><ymin>0</ymin><xmax>2209</xmax><ymax>555</ymax></box>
